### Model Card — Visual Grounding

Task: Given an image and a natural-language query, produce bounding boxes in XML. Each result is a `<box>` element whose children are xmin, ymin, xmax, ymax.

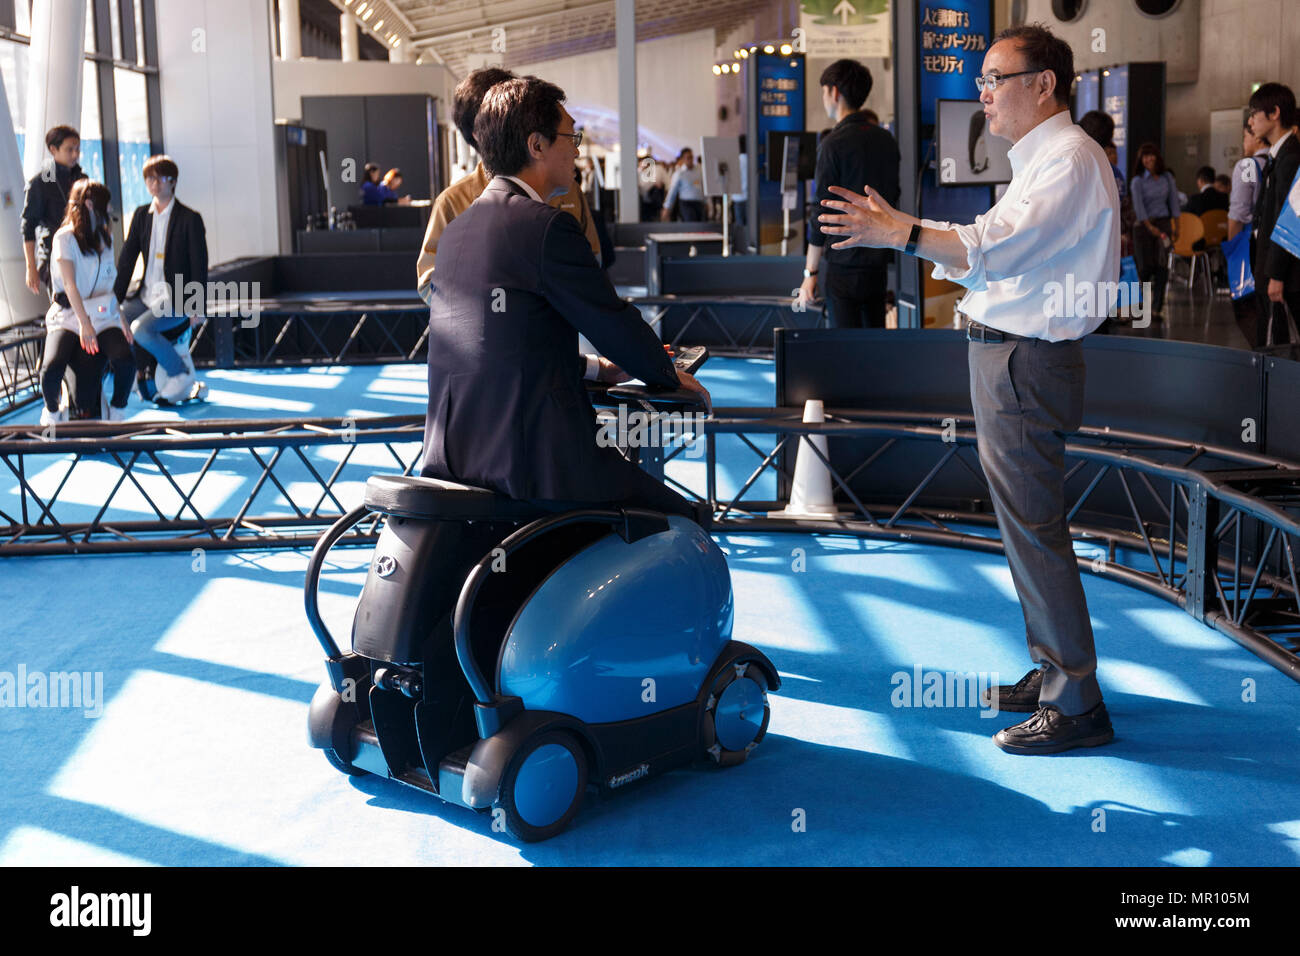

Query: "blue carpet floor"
<box><xmin>1</xmin><ymin>360</ymin><xmax>1297</xmax><ymax>866</ymax></box>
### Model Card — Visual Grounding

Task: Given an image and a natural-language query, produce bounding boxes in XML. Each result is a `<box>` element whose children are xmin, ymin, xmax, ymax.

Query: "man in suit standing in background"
<box><xmin>798</xmin><ymin>59</ymin><xmax>901</xmax><ymax>328</ymax></box>
<box><xmin>1248</xmin><ymin>83</ymin><xmax>1300</xmax><ymax>347</ymax></box>
<box><xmin>419</xmin><ymin>76</ymin><xmax>711</xmax><ymax>523</ymax></box>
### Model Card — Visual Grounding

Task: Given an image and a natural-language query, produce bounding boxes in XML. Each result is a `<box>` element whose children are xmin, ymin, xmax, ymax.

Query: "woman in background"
<box><xmin>40</xmin><ymin>180</ymin><xmax>135</xmax><ymax>424</ymax></box>
<box><xmin>1130</xmin><ymin>142</ymin><xmax>1180</xmax><ymax>319</ymax></box>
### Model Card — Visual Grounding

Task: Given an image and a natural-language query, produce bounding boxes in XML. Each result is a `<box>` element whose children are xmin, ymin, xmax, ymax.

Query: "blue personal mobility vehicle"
<box><xmin>303</xmin><ymin>371</ymin><xmax>779</xmax><ymax>842</ymax></box>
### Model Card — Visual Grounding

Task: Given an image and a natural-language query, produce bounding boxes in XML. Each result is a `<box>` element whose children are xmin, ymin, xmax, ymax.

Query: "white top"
<box><xmin>46</xmin><ymin>224</ymin><xmax>118</xmax><ymax>334</ymax></box>
<box><xmin>926</xmin><ymin>110</ymin><xmax>1120</xmax><ymax>341</ymax></box>
<box><xmin>142</xmin><ymin>196</ymin><xmax>174</xmax><ymax>307</ymax></box>
<box><xmin>501</xmin><ymin>175</ymin><xmax>543</xmax><ymax>203</ymax></box>
<box><xmin>1269</xmin><ymin>128</ymin><xmax>1294</xmax><ymax>158</ymax></box>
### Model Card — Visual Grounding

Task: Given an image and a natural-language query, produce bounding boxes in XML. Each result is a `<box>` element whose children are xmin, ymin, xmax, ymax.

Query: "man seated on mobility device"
<box><xmin>303</xmin><ymin>76</ymin><xmax>779</xmax><ymax>842</ymax></box>
<box><xmin>420</xmin><ymin>75</ymin><xmax>711</xmax><ymax>523</ymax></box>
<box><xmin>114</xmin><ymin>154</ymin><xmax>209</xmax><ymax>405</ymax></box>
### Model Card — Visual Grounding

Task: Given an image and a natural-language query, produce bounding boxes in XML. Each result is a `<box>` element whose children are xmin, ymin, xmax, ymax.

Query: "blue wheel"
<box><xmin>700</xmin><ymin>662</ymin><xmax>771</xmax><ymax>768</ymax></box>
<box><xmin>498</xmin><ymin>731</ymin><xmax>589</xmax><ymax>842</ymax></box>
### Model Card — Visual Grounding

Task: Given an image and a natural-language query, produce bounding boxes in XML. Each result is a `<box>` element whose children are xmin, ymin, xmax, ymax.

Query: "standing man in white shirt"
<box><xmin>115</xmin><ymin>155</ymin><xmax>209</xmax><ymax>403</ymax></box>
<box><xmin>818</xmin><ymin>24</ymin><xmax>1120</xmax><ymax>754</ymax></box>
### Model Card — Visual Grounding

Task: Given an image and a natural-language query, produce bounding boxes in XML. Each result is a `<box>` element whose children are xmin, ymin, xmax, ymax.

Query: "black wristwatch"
<box><xmin>803</xmin><ymin>268</ymin><xmax>818</xmax><ymax>278</ymax></box>
<box><xmin>904</xmin><ymin>223</ymin><xmax>922</xmax><ymax>256</ymax></box>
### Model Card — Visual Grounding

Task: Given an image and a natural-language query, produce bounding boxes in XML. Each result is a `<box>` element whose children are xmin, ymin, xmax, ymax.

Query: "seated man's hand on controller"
<box><xmin>675</xmin><ymin>371</ymin><xmax>712</xmax><ymax>415</ymax></box>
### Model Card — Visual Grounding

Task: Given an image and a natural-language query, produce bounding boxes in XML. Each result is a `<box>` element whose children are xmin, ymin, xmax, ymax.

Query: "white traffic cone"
<box><xmin>777</xmin><ymin>399</ymin><xmax>841</xmax><ymax>518</ymax></box>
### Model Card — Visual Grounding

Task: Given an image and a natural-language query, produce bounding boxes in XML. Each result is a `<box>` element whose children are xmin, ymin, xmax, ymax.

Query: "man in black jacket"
<box><xmin>1248</xmin><ymin>83</ymin><xmax>1300</xmax><ymax>346</ymax></box>
<box><xmin>420</xmin><ymin>76</ymin><xmax>710</xmax><ymax>521</ymax></box>
<box><xmin>113</xmin><ymin>155</ymin><xmax>208</xmax><ymax>402</ymax></box>
<box><xmin>1186</xmin><ymin>165</ymin><xmax>1229</xmax><ymax>216</ymax></box>
<box><xmin>21</xmin><ymin>125</ymin><xmax>86</xmax><ymax>295</ymax></box>
<box><xmin>798</xmin><ymin>60</ymin><xmax>901</xmax><ymax>328</ymax></box>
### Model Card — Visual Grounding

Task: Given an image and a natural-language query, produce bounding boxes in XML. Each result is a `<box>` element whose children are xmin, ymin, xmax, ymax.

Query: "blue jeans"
<box><xmin>122</xmin><ymin>296</ymin><xmax>190</xmax><ymax>376</ymax></box>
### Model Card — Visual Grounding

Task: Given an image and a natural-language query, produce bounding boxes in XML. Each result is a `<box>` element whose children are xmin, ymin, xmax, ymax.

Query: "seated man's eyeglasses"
<box><xmin>556</xmin><ymin>130</ymin><xmax>583</xmax><ymax>147</ymax></box>
<box><xmin>974</xmin><ymin>70</ymin><xmax>1041</xmax><ymax>93</ymax></box>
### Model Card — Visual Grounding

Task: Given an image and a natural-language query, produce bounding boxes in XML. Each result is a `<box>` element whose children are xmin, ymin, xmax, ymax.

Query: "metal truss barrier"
<box><xmin>3</xmin><ymin>406</ymin><xmax>1299</xmax><ymax>682</ymax></box>
<box><xmin>0</xmin><ymin>415</ymin><xmax>424</xmax><ymax>555</ymax></box>
<box><xmin>0</xmin><ymin>321</ymin><xmax>44</xmax><ymax>418</ymax></box>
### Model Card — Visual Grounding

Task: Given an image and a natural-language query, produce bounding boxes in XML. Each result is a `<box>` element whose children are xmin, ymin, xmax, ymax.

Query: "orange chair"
<box><xmin>1200</xmin><ymin>209</ymin><xmax>1229</xmax><ymax>247</ymax></box>
<box><xmin>1199</xmin><ymin>209</ymin><xmax>1230</xmax><ymax>295</ymax></box>
<box><xmin>1166</xmin><ymin>211</ymin><xmax>1210</xmax><ymax>297</ymax></box>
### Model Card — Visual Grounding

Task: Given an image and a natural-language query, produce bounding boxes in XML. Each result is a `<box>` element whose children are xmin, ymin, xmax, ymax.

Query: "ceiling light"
<box><xmin>780</xmin><ymin>43</ymin><xmax>792</xmax><ymax>55</ymax></box>
<box><xmin>712</xmin><ymin>64</ymin><xmax>722</xmax><ymax>75</ymax></box>
<box><xmin>763</xmin><ymin>44</ymin><xmax>774</xmax><ymax>54</ymax></box>
<box><xmin>739</xmin><ymin>48</ymin><xmax>749</xmax><ymax>58</ymax></box>
<box><xmin>374</xmin><ymin>19</ymin><xmax>384</xmax><ymax>29</ymax></box>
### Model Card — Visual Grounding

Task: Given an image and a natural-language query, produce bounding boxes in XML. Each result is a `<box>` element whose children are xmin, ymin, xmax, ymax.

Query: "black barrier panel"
<box><xmin>1263</xmin><ymin>355</ymin><xmax>1300</xmax><ymax>461</ymax></box>
<box><xmin>1080</xmin><ymin>335</ymin><xmax>1263</xmax><ymax>449</ymax></box>
<box><xmin>275</xmin><ymin>252</ymin><xmax>417</xmax><ymax>293</ymax></box>
<box><xmin>660</xmin><ymin>255</ymin><xmax>805</xmax><ymax>297</ymax></box>
<box><xmin>297</xmin><ymin>230</ymin><xmax>382</xmax><ymax>254</ymax></box>
<box><xmin>773</xmin><ymin>329</ymin><xmax>1279</xmax><ymax>539</ymax></box>
<box><xmin>777</xmin><ymin>328</ymin><xmax>972</xmax><ymax>413</ymax></box>
<box><xmin>210</xmin><ymin>257</ymin><xmax>275</xmax><ymax>291</ymax></box>
<box><xmin>608</xmin><ymin>249</ymin><xmax>645</xmax><ymax>288</ymax></box>
<box><xmin>639</xmin><ymin>299</ymin><xmax>825</xmax><ymax>352</ymax></box>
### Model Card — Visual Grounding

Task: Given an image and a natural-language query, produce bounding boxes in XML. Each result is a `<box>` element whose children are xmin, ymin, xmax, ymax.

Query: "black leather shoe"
<box><xmin>981</xmin><ymin>667</ymin><xmax>1042</xmax><ymax>712</ymax></box>
<box><xmin>993</xmin><ymin>702</ymin><xmax>1114</xmax><ymax>755</ymax></box>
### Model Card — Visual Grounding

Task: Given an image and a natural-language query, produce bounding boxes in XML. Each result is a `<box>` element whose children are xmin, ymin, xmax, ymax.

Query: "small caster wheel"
<box><xmin>700</xmin><ymin>661</ymin><xmax>771</xmax><ymax>768</ymax></box>
<box><xmin>496</xmin><ymin>731</ymin><xmax>588</xmax><ymax>842</ymax></box>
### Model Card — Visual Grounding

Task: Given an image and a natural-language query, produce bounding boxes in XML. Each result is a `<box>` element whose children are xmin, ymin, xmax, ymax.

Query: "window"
<box><xmin>115</xmin><ymin>67</ymin><xmax>149</xmax><ymax>231</ymax></box>
<box><xmin>0</xmin><ymin>37</ymin><xmax>28</xmax><ymax>158</ymax></box>
<box><xmin>79</xmin><ymin>59</ymin><xmax>104</xmax><ymax>182</ymax></box>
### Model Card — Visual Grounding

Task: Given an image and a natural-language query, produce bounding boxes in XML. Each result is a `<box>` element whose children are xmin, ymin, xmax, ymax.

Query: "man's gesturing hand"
<box><xmin>818</xmin><ymin>185</ymin><xmax>910</xmax><ymax>251</ymax></box>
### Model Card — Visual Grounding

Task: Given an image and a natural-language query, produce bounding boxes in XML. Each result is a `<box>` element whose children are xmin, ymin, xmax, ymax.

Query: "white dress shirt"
<box><xmin>501</xmin><ymin>175</ymin><xmax>543</xmax><ymax>203</ymax></box>
<box><xmin>926</xmin><ymin>110</ymin><xmax>1120</xmax><ymax>341</ymax></box>
<box><xmin>143</xmin><ymin>196</ymin><xmax>174</xmax><ymax>308</ymax></box>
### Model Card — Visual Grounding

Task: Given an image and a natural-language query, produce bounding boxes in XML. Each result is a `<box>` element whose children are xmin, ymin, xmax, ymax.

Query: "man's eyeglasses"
<box><xmin>557</xmin><ymin>130</ymin><xmax>583</xmax><ymax>147</ymax></box>
<box><xmin>974</xmin><ymin>69</ymin><xmax>1040</xmax><ymax>93</ymax></box>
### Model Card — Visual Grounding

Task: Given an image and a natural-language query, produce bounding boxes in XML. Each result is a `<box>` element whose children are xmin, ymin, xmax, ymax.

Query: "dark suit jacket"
<box><xmin>1254</xmin><ymin>133</ymin><xmax>1300</xmax><ymax>291</ymax></box>
<box><xmin>808</xmin><ymin>111</ymin><xmax>901</xmax><ymax>269</ymax></box>
<box><xmin>420</xmin><ymin>177</ymin><xmax>679</xmax><ymax>502</ymax></box>
<box><xmin>113</xmin><ymin>199</ymin><xmax>208</xmax><ymax>310</ymax></box>
<box><xmin>1186</xmin><ymin>186</ymin><xmax>1229</xmax><ymax>216</ymax></box>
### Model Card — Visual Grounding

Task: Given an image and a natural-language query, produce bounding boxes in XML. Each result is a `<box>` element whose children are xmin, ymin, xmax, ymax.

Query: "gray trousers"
<box><xmin>968</xmin><ymin>335</ymin><xmax>1102</xmax><ymax>715</ymax></box>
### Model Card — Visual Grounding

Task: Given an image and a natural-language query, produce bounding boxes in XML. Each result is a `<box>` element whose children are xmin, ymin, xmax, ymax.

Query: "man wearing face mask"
<box><xmin>797</xmin><ymin>60</ymin><xmax>901</xmax><ymax>328</ymax></box>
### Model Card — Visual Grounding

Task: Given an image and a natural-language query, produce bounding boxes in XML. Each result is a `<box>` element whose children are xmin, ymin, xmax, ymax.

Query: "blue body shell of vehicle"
<box><xmin>497</xmin><ymin>516</ymin><xmax>733</xmax><ymax>723</ymax></box>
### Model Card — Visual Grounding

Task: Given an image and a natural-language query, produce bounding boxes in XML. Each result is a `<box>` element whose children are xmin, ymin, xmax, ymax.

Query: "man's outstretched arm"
<box><xmin>817</xmin><ymin>185</ymin><xmax>969</xmax><ymax>270</ymax></box>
